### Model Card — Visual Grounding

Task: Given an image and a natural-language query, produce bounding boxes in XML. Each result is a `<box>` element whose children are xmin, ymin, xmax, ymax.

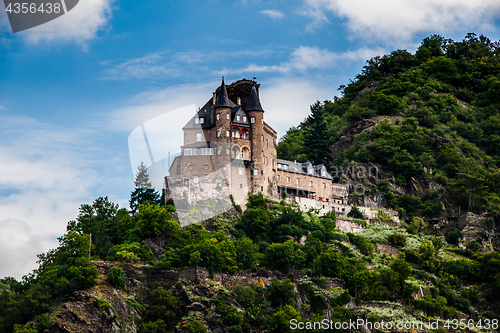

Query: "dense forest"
<box><xmin>2</xmin><ymin>33</ymin><xmax>500</xmax><ymax>332</ymax></box>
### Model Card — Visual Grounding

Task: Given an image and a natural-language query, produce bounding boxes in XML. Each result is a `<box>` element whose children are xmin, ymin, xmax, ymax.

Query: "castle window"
<box><xmin>323</xmin><ymin>183</ymin><xmax>326</xmax><ymax>189</ymax></box>
<box><xmin>283</xmin><ymin>164</ymin><xmax>288</xmax><ymax>171</ymax></box>
<box><xmin>194</xmin><ymin>176</ymin><xmax>199</xmax><ymax>183</ymax></box>
<box><xmin>254</xmin><ymin>169</ymin><xmax>258</xmax><ymax>176</ymax></box>
<box><xmin>199</xmin><ymin>148</ymin><xmax>214</xmax><ymax>155</ymax></box>
<box><xmin>239</xmin><ymin>168</ymin><xmax>243</xmax><ymax>175</ymax></box>
<box><xmin>189</xmin><ymin>165</ymin><xmax>193</xmax><ymax>170</ymax></box>
<box><xmin>226</xmin><ymin>130</ymin><xmax>230</xmax><ymax>137</ymax></box>
<box><xmin>217</xmin><ymin>130</ymin><xmax>220</xmax><ymax>137</ymax></box>
<box><xmin>296</xmin><ymin>178</ymin><xmax>299</xmax><ymax>185</ymax></box>
<box><xmin>195</xmin><ymin>118</ymin><xmax>199</xmax><ymax>124</ymax></box>
<box><xmin>309</xmin><ymin>181</ymin><xmax>312</xmax><ymax>187</ymax></box>
<box><xmin>243</xmin><ymin>116</ymin><xmax>247</xmax><ymax>122</ymax></box>
<box><xmin>240</xmin><ymin>184</ymin><xmax>243</xmax><ymax>188</ymax></box>
<box><xmin>261</xmin><ymin>134</ymin><xmax>263</xmax><ymax>141</ymax></box>
<box><xmin>196</xmin><ymin>133</ymin><xmax>202</xmax><ymax>141</ymax></box>
<box><xmin>205</xmin><ymin>165</ymin><xmax>209</xmax><ymax>170</ymax></box>
<box><xmin>222</xmin><ymin>166</ymin><xmax>226</xmax><ymax>172</ymax></box>
<box><xmin>266</xmin><ymin>139</ymin><xmax>268</xmax><ymax>148</ymax></box>
<box><xmin>241</xmin><ymin>129</ymin><xmax>249</xmax><ymax>139</ymax></box>
<box><xmin>261</xmin><ymin>119</ymin><xmax>264</xmax><ymax>124</ymax></box>
<box><xmin>277</xmin><ymin>163</ymin><xmax>281</xmax><ymax>170</ymax></box>
<box><xmin>277</xmin><ymin>175</ymin><xmax>280</xmax><ymax>181</ymax></box>
<box><xmin>217</xmin><ymin>148</ymin><xmax>221</xmax><ymax>155</ymax></box>
<box><xmin>287</xmin><ymin>177</ymin><xmax>290</xmax><ymax>183</ymax></box>
<box><xmin>205</xmin><ymin>175</ymin><xmax>208</xmax><ymax>180</ymax></box>
<box><xmin>251</xmin><ymin>117</ymin><xmax>255</xmax><ymax>123</ymax></box>
<box><xmin>200</xmin><ymin>118</ymin><xmax>205</xmax><ymax>124</ymax></box>
<box><xmin>184</xmin><ymin>149</ymin><xmax>198</xmax><ymax>156</ymax></box>
<box><xmin>226</xmin><ymin>148</ymin><xmax>230</xmax><ymax>155</ymax></box>
<box><xmin>226</xmin><ymin>114</ymin><xmax>230</xmax><ymax>120</ymax></box>
<box><xmin>236</xmin><ymin>115</ymin><xmax>240</xmax><ymax>121</ymax></box>
<box><xmin>217</xmin><ymin>113</ymin><xmax>220</xmax><ymax>121</ymax></box>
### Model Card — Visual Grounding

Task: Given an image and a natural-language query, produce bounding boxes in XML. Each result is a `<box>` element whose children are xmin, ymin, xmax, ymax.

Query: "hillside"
<box><xmin>2</xmin><ymin>34</ymin><xmax>500</xmax><ymax>333</ymax></box>
<box><xmin>278</xmin><ymin>33</ymin><xmax>500</xmax><ymax>219</ymax></box>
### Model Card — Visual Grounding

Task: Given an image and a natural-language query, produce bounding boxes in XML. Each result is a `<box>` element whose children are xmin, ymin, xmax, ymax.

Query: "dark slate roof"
<box><xmin>182</xmin><ymin>99</ymin><xmax>216</xmax><ymax>130</ymax></box>
<box><xmin>245</xmin><ymin>86</ymin><xmax>264</xmax><ymax>112</ymax></box>
<box><xmin>215</xmin><ymin>79</ymin><xmax>236</xmax><ymax>108</ymax></box>
<box><xmin>181</xmin><ymin>141</ymin><xmax>218</xmax><ymax>148</ymax></box>
<box><xmin>231</xmin><ymin>106</ymin><xmax>250</xmax><ymax>126</ymax></box>
<box><xmin>276</xmin><ymin>159</ymin><xmax>333</xmax><ymax>179</ymax></box>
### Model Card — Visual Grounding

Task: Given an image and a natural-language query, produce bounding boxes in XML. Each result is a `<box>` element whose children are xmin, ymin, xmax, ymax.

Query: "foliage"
<box><xmin>107</xmin><ymin>266</ymin><xmax>127</xmax><ymax>290</ymax></box>
<box><xmin>141</xmin><ymin>287</ymin><xmax>179</xmax><ymax>330</ymax></box>
<box><xmin>348</xmin><ymin>205</ymin><xmax>364</xmax><ymax>219</ymax></box>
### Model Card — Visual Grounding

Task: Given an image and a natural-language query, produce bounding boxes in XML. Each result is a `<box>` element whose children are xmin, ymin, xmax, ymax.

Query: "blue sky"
<box><xmin>1</xmin><ymin>0</ymin><xmax>500</xmax><ymax>278</ymax></box>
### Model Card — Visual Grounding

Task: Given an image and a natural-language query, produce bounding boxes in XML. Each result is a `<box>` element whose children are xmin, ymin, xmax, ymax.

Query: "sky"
<box><xmin>1</xmin><ymin>0</ymin><xmax>500</xmax><ymax>279</ymax></box>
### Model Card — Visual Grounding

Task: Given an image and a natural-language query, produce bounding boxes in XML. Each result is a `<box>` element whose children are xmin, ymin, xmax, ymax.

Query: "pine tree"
<box><xmin>303</xmin><ymin>101</ymin><xmax>331</xmax><ymax>166</ymax></box>
<box><xmin>130</xmin><ymin>162</ymin><xmax>160</xmax><ymax>213</ymax></box>
<box><xmin>134</xmin><ymin>162</ymin><xmax>153</xmax><ymax>189</ymax></box>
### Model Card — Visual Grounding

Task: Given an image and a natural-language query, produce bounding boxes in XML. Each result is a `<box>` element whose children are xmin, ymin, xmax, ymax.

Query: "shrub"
<box><xmin>232</xmin><ymin>285</ymin><xmax>256</xmax><ymax>308</ymax></box>
<box><xmin>268</xmin><ymin>279</ymin><xmax>295</xmax><ymax>308</ymax></box>
<box><xmin>348</xmin><ymin>206</ymin><xmax>364</xmax><ymax>219</ymax></box>
<box><xmin>446</xmin><ymin>228</ymin><xmax>461</xmax><ymax>245</ymax></box>
<box><xmin>107</xmin><ymin>266</ymin><xmax>127</xmax><ymax>289</ymax></box>
<box><xmin>185</xmin><ymin>320</ymin><xmax>208</xmax><ymax>333</ymax></box>
<box><xmin>388</xmin><ymin>233</ymin><xmax>407</xmax><ymax>247</ymax></box>
<box><xmin>138</xmin><ymin>320</ymin><xmax>168</xmax><ymax>333</ymax></box>
<box><xmin>96</xmin><ymin>297</ymin><xmax>111</xmax><ymax>309</ymax></box>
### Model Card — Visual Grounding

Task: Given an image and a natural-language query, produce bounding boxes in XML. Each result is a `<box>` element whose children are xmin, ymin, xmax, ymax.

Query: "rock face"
<box><xmin>39</xmin><ymin>264</ymin><xmax>297</xmax><ymax>333</ymax></box>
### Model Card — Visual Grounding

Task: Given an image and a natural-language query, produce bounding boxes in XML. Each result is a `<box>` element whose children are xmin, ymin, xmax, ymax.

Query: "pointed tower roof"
<box><xmin>215</xmin><ymin>78</ymin><xmax>235</xmax><ymax>108</ymax></box>
<box><xmin>245</xmin><ymin>85</ymin><xmax>264</xmax><ymax>112</ymax></box>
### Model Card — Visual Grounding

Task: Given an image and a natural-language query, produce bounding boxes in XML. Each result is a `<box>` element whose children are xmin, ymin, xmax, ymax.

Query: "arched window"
<box><xmin>241</xmin><ymin>129</ymin><xmax>249</xmax><ymax>139</ymax></box>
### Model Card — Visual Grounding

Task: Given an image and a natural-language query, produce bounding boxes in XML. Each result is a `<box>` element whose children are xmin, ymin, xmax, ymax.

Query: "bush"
<box><xmin>446</xmin><ymin>228</ymin><xmax>461</xmax><ymax>245</ymax></box>
<box><xmin>185</xmin><ymin>320</ymin><xmax>208</xmax><ymax>333</ymax></box>
<box><xmin>107</xmin><ymin>266</ymin><xmax>127</xmax><ymax>289</ymax></box>
<box><xmin>388</xmin><ymin>233</ymin><xmax>407</xmax><ymax>247</ymax></box>
<box><xmin>138</xmin><ymin>320</ymin><xmax>168</xmax><ymax>333</ymax></box>
<box><xmin>268</xmin><ymin>279</ymin><xmax>295</xmax><ymax>308</ymax></box>
<box><xmin>348</xmin><ymin>206</ymin><xmax>364</xmax><ymax>219</ymax></box>
<box><xmin>232</xmin><ymin>285</ymin><xmax>256</xmax><ymax>308</ymax></box>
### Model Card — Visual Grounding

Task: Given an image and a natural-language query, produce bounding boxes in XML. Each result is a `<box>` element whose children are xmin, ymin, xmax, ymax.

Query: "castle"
<box><xmin>165</xmin><ymin>78</ymin><xmax>347</xmax><ymax>222</ymax></box>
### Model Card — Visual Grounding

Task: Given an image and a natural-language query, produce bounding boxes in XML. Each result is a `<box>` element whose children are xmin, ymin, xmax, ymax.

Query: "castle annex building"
<box><xmin>165</xmin><ymin>79</ymin><xmax>343</xmax><ymax>214</ymax></box>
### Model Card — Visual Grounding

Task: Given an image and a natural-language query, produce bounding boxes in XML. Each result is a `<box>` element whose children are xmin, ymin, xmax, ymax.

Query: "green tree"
<box><xmin>268</xmin><ymin>279</ymin><xmax>295</xmax><ymax>308</ymax></box>
<box><xmin>130</xmin><ymin>162</ymin><xmax>161</xmax><ymax>214</ymax></box>
<box><xmin>107</xmin><ymin>266</ymin><xmax>127</xmax><ymax>289</ymax></box>
<box><xmin>303</xmin><ymin>101</ymin><xmax>332</xmax><ymax>166</ymax></box>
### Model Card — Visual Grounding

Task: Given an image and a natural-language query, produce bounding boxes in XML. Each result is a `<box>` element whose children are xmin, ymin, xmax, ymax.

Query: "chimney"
<box><xmin>237</xmin><ymin>97</ymin><xmax>241</xmax><ymax>105</ymax></box>
<box><xmin>213</xmin><ymin>92</ymin><xmax>216</xmax><ymax>105</ymax></box>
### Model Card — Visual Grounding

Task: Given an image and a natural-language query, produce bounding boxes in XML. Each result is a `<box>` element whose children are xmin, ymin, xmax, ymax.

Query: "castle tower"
<box><xmin>246</xmin><ymin>85</ymin><xmax>270</xmax><ymax>195</ymax></box>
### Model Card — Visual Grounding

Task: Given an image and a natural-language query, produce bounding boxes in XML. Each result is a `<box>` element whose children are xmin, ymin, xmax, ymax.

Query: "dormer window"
<box><xmin>308</xmin><ymin>167</ymin><xmax>313</xmax><ymax>175</ymax></box>
<box><xmin>196</xmin><ymin>133</ymin><xmax>202</xmax><ymax>141</ymax></box>
<box><xmin>200</xmin><ymin>118</ymin><xmax>204</xmax><ymax>124</ymax></box>
<box><xmin>195</xmin><ymin>118</ymin><xmax>199</xmax><ymax>124</ymax></box>
<box><xmin>236</xmin><ymin>115</ymin><xmax>241</xmax><ymax>121</ymax></box>
<box><xmin>243</xmin><ymin>116</ymin><xmax>247</xmax><ymax>122</ymax></box>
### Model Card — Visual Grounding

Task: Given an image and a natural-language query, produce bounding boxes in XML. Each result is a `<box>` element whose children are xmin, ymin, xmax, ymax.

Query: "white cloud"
<box><xmin>301</xmin><ymin>0</ymin><xmax>500</xmax><ymax>42</ymax></box>
<box><xmin>260</xmin><ymin>78</ymin><xmax>333</xmax><ymax>138</ymax></box>
<box><xmin>219</xmin><ymin>45</ymin><xmax>385</xmax><ymax>74</ymax></box>
<box><xmin>102</xmin><ymin>52</ymin><xmax>183</xmax><ymax>80</ymax></box>
<box><xmin>19</xmin><ymin>0</ymin><xmax>113</xmax><ymax>44</ymax></box>
<box><xmin>261</xmin><ymin>10</ymin><xmax>286</xmax><ymax>20</ymax></box>
<box><xmin>0</xmin><ymin>114</ymin><xmax>115</xmax><ymax>279</ymax></box>
<box><xmin>103</xmin><ymin>50</ymin><xmax>278</xmax><ymax>81</ymax></box>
